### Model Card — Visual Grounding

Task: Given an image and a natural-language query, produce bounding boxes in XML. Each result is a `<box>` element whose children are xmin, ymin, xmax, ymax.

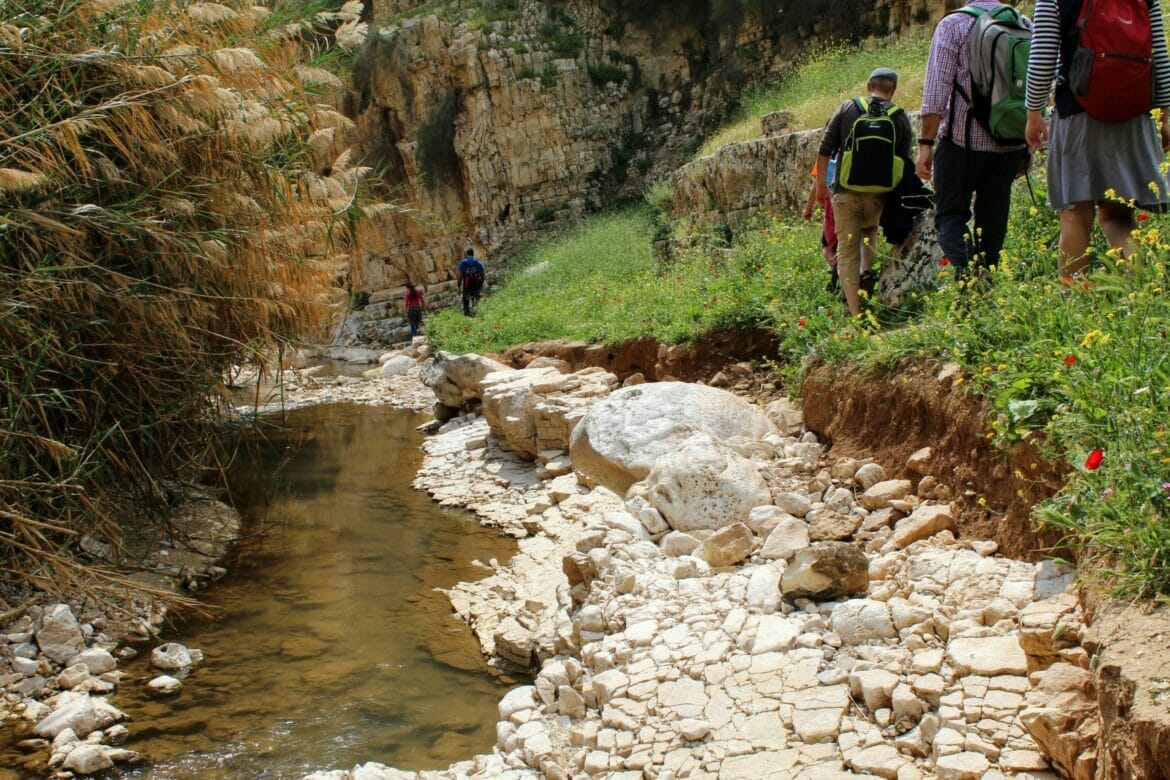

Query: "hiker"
<box><xmin>815</xmin><ymin>67</ymin><xmax>914</xmax><ymax>317</ymax></box>
<box><xmin>457</xmin><ymin>247</ymin><xmax>485</xmax><ymax>316</ymax></box>
<box><xmin>803</xmin><ymin>156</ymin><xmax>840</xmax><ymax>292</ymax></box>
<box><xmin>917</xmin><ymin>0</ymin><xmax>1033</xmax><ymax>280</ymax></box>
<box><xmin>403</xmin><ymin>282</ymin><xmax>426</xmax><ymax>337</ymax></box>
<box><xmin>1024</xmin><ymin>0</ymin><xmax>1170</xmax><ymax>277</ymax></box>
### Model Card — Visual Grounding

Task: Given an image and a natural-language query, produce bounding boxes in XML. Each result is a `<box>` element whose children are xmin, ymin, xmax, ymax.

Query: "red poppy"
<box><xmin>939</xmin><ymin>257</ymin><xmax>951</xmax><ymax>266</ymax></box>
<box><xmin>1064</xmin><ymin>355</ymin><xmax>1077</xmax><ymax>366</ymax></box>
<box><xmin>798</xmin><ymin>318</ymin><xmax>807</xmax><ymax>327</ymax></box>
<box><xmin>1138</xmin><ymin>212</ymin><xmax>1149</xmax><ymax>222</ymax></box>
<box><xmin>1085</xmin><ymin>448</ymin><xmax>1105</xmax><ymax>471</ymax></box>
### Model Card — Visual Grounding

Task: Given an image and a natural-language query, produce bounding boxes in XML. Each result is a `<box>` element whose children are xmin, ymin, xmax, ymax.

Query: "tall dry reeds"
<box><xmin>0</xmin><ymin>0</ymin><xmax>376</xmax><ymax>605</ymax></box>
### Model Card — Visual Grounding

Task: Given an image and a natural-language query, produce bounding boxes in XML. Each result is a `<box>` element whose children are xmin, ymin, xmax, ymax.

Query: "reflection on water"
<box><xmin>114</xmin><ymin>404</ymin><xmax>518</xmax><ymax>778</ymax></box>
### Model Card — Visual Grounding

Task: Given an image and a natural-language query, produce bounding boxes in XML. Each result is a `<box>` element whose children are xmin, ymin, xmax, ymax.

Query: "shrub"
<box><xmin>588</xmin><ymin>63</ymin><xmax>628</xmax><ymax>87</ymax></box>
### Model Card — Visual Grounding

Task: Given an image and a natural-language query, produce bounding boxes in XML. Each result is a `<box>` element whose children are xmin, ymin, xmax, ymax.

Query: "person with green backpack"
<box><xmin>815</xmin><ymin>67</ymin><xmax>914</xmax><ymax>317</ymax></box>
<box><xmin>917</xmin><ymin>1</ymin><xmax>1033</xmax><ymax>281</ymax></box>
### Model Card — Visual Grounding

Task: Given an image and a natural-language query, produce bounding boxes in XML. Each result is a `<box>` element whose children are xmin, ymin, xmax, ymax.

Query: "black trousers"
<box><xmin>933</xmin><ymin>139</ymin><xmax>1024</xmax><ymax>274</ymax></box>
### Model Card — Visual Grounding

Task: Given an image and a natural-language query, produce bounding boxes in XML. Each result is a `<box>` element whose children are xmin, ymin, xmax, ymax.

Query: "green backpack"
<box><xmin>953</xmin><ymin>4</ymin><xmax>1031</xmax><ymax>144</ymax></box>
<box><xmin>838</xmin><ymin>97</ymin><xmax>905</xmax><ymax>194</ymax></box>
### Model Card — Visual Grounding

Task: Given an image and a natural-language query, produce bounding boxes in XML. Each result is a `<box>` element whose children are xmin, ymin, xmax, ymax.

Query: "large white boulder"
<box><xmin>644</xmin><ymin>436</ymin><xmax>771</xmax><ymax>532</ymax></box>
<box><xmin>418</xmin><ymin>351</ymin><xmax>509</xmax><ymax>408</ymax></box>
<box><xmin>569</xmin><ymin>382</ymin><xmax>775</xmax><ymax>494</ymax></box>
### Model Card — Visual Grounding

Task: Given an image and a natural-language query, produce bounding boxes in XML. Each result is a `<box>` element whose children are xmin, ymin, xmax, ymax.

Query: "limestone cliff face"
<box><xmin>345</xmin><ymin>0</ymin><xmax>949</xmax><ymax>303</ymax></box>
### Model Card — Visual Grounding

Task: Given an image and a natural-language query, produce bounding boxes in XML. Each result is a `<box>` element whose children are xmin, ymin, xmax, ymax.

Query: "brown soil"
<box><xmin>495</xmin><ymin>329</ymin><xmax>781</xmax><ymax>387</ymax></box>
<box><xmin>800</xmin><ymin>361</ymin><xmax>1068</xmax><ymax>561</ymax></box>
<box><xmin>505</xmin><ymin>333</ymin><xmax>1069</xmax><ymax>562</ymax></box>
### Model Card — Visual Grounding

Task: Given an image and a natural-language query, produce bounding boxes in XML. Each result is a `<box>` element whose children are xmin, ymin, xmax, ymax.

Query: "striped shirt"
<box><xmin>921</xmin><ymin>0</ymin><xmax>1029</xmax><ymax>151</ymax></box>
<box><xmin>1025</xmin><ymin>0</ymin><xmax>1170</xmax><ymax>115</ymax></box>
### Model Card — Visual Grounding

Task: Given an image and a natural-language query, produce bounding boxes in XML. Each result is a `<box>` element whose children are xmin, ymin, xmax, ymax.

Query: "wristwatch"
<box><xmin>918</xmin><ymin>138</ymin><xmax>936</xmax><ymax>147</ymax></box>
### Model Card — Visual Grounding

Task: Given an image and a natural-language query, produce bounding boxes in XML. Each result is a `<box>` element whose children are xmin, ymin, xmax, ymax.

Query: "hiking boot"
<box><xmin>859</xmin><ymin>269</ymin><xmax>875</xmax><ymax>299</ymax></box>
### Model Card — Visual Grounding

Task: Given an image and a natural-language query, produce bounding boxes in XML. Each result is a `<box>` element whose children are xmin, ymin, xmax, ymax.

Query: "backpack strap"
<box><xmin>945</xmin><ymin>6</ymin><xmax>986</xmax><ymax>148</ymax></box>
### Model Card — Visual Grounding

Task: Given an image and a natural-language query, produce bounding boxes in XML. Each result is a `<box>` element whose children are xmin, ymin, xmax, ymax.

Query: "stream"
<box><xmin>111</xmin><ymin>403</ymin><xmax>518</xmax><ymax>778</ymax></box>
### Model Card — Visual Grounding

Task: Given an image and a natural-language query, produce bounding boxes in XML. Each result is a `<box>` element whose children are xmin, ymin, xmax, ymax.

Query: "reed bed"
<box><xmin>1</xmin><ymin>0</ymin><xmax>375</xmax><ymax>607</ymax></box>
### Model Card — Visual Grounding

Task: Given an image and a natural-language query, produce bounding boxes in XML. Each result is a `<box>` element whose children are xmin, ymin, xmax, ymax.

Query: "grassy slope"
<box><xmin>428</xmin><ymin>31</ymin><xmax>1170</xmax><ymax>598</ymax></box>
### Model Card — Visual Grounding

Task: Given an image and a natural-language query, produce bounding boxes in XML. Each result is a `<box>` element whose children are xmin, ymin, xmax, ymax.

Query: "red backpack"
<box><xmin>1068</xmin><ymin>0</ymin><xmax>1154</xmax><ymax>122</ymax></box>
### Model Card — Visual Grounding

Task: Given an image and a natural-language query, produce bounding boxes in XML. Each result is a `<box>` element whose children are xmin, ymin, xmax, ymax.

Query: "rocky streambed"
<box><xmin>1</xmin><ymin>341</ymin><xmax>1157</xmax><ymax>778</ymax></box>
<box><xmin>306</xmin><ymin>351</ymin><xmax>1104</xmax><ymax>779</ymax></box>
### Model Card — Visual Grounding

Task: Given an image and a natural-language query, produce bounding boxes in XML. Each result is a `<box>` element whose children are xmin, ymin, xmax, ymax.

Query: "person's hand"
<box><xmin>915</xmin><ymin>145</ymin><xmax>933</xmax><ymax>181</ymax></box>
<box><xmin>1025</xmin><ymin>110</ymin><xmax>1048</xmax><ymax>150</ymax></box>
<box><xmin>814</xmin><ymin>180</ymin><xmax>830</xmax><ymax>204</ymax></box>
<box><xmin>802</xmin><ymin>201</ymin><xmax>816</xmax><ymax>221</ymax></box>
<box><xmin>1160</xmin><ymin>119</ymin><xmax>1170</xmax><ymax>152</ymax></box>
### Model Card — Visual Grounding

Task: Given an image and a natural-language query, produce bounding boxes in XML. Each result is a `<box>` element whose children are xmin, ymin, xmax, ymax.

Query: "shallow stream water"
<box><xmin>109</xmin><ymin>404</ymin><xmax>518</xmax><ymax>778</ymax></box>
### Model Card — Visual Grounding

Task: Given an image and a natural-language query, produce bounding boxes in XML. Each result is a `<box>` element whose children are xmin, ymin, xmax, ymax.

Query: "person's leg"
<box><xmin>933</xmin><ymin>139</ymin><xmax>978</xmax><ymax>274</ymax></box>
<box><xmin>857</xmin><ymin>194</ymin><xmax>884</xmax><ymax>307</ymax></box>
<box><xmin>1098</xmin><ymin>201</ymin><xmax>1137</xmax><ymax>258</ymax></box>
<box><xmin>833</xmin><ymin>192</ymin><xmax>864</xmax><ymax>316</ymax></box>
<box><xmin>1058</xmin><ymin>203</ymin><xmax>1096</xmax><ymax>276</ymax></box>
<box><xmin>970</xmin><ymin>150</ymin><xmax>1020</xmax><ymax>271</ymax></box>
<box><xmin>462</xmin><ymin>291</ymin><xmax>471</xmax><ymax>315</ymax></box>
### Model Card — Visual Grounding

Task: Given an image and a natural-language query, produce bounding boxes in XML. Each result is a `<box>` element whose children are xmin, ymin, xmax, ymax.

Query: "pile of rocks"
<box><xmin>1</xmin><ymin>601</ymin><xmax>207</xmax><ymax>776</ymax></box>
<box><xmin>313</xmin><ymin>355</ymin><xmax>1089</xmax><ymax>780</ymax></box>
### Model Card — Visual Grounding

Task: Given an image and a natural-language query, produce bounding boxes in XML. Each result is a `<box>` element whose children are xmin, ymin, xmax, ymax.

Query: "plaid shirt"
<box><xmin>921</xmin><ymin>0</ymin><xmax>1029</xmax><ymax>152</ymax></box>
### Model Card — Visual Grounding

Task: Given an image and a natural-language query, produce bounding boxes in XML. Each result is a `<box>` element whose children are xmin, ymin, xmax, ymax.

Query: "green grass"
<box><xmin>697</xmin><ymin>30</ymin><xmax>932</xmax><ymax>157</ymax></box>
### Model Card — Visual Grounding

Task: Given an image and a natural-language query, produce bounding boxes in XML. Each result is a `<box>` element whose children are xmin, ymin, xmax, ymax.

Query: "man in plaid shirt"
<box><xmin>916</xmin><ymin>0</ymin><xmax>1031</xmax><ymax>279</ymax></box>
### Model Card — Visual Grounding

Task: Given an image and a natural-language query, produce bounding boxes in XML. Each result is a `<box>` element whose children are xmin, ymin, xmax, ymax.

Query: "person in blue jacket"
<box><xmin>457</xmin><ymin>248</ymin><xmax>485</xmax><ymax>316</ymax></box>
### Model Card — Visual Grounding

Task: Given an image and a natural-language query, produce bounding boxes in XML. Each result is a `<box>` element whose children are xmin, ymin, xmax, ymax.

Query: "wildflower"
<box><xmin>798</xmin><ymin>318</ymin><xmax>807</xmax><ymax>327</ymax></box>
<box><xmin>1064</xmin><ymin>355</ymin><xmax>1077</xmax><ymax>366</ymax></box>
<box><xmin>939</xmin><ymin>257</ymin><xmax>951</xmax><ymax>266</ymax></box>
<box><xmin>1162</xmin><ymin>482</ymin><xmax>1170</xmax><ymax>491</ymax></box>
<box><xmin>1138</xmin><ymin>212</ymin><xmax>1150</xmax><ymax>222</ymax></box>
<box><xmin>1085</xmin><ymin>448</ymin><xmax>1105</xmax><ymax>471</ymax></box>
<box><xmin>1102</xmin><ymin>487</ymin><xmax>1113</xmax><ymax>497</ymax></box>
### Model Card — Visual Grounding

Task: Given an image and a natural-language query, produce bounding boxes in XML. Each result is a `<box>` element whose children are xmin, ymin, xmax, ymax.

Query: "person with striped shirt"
<box><xmin>1024</xmin><ymin>0</ymin><xmax>1170</xmax><ymax>277</ymax></box>
<box><xmin>917</xmin><ymin>1</ymin><xmax>1032</xmax><ymax>279</ymax></box>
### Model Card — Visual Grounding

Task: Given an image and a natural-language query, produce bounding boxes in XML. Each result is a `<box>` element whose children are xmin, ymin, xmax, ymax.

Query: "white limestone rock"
<box><xmin>418</xmin><ymin>351</ymin><xmax>508</xmax><ymax>408</ymax></box>
<box><xmin>832</xmin><ymin>599</ymin><xmax>897</xmax><ymax>644</ymax></box>
<box><xmin>569</xmin><ymin>381</ymin><xmax>775</xmax><ymax>494</ymax></box>
<box><xmin>72</xmin><ymin>648</ymin><xmax>116</xmax><ymax>676</ymax></box>
<box><xmin>773</xmin><ymin>492</ymin><xmax>813</xmax><ymax>518</ymax></box>
<box><xmin>946</xmin><ymin>636</ymin><xmax>1027</xmax><ymax>676</ymax></box>
<box><xmin>150</xmin><ymin>642</ymin><xmax>194</xmax><ymax>671</ymax></box>
<box><xmin>697</xmin><ymin>522</ymin><xmax>754</xmax><ymax>567</ymax></box>
<box><xmin>860</xmin><ymin>480</ymin><xmax>913</xmax><ymax>510</ymax></box>
<box><xmin>148</xmin><ymin>675</ymin><xmax>182</xmax><ymax>694</ymax></box>
<box><xmin>35</xmin><ymin>604</ymin><xmax>85</xmax><ymax>664</ymax></box>
<box><xmin>34</xmin><ymin>695</ymin><xmax>125</xmax><ymax>738</ymax></box>
<box><xmin>379</xmin><ymin>355</ymin><xmax>416</xmax><ymax>377</ymax></box>
<box><xmin>906</xmin><ymin>447</ymin><xmax>933</xmax><ymax>475</ymax></box>
<box><xmin>854</xmin><ymin>463</ymin><xmax>888</xmax><ymax>489</ymax></box>
<box><xmin>62</xmin><ymin>743</ymin><xmax>115</xmax><ymax>774</ymax></box>
<box><xmin>660</xmin><ymin>530</ymin><xmax>701</xmax><ymax>557</ymax></box>
<box><xmin>644</xmin><ymin>436</ymin><xmax>771</xmax><ymax>532</ymax></box>
<box><xmin>764</xmin><ymin>397</ymin><xmax>803</xmax><ymax>436</ymax></box>
<box><xmin>892</xmin><ymin>504</ymin><xmax>956</xmax><ymax>548</ymax></box>
<box><xmin>759</xmin><ymin>517</ymin><xmax>811</xmax><ymax>561</ymax></box>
